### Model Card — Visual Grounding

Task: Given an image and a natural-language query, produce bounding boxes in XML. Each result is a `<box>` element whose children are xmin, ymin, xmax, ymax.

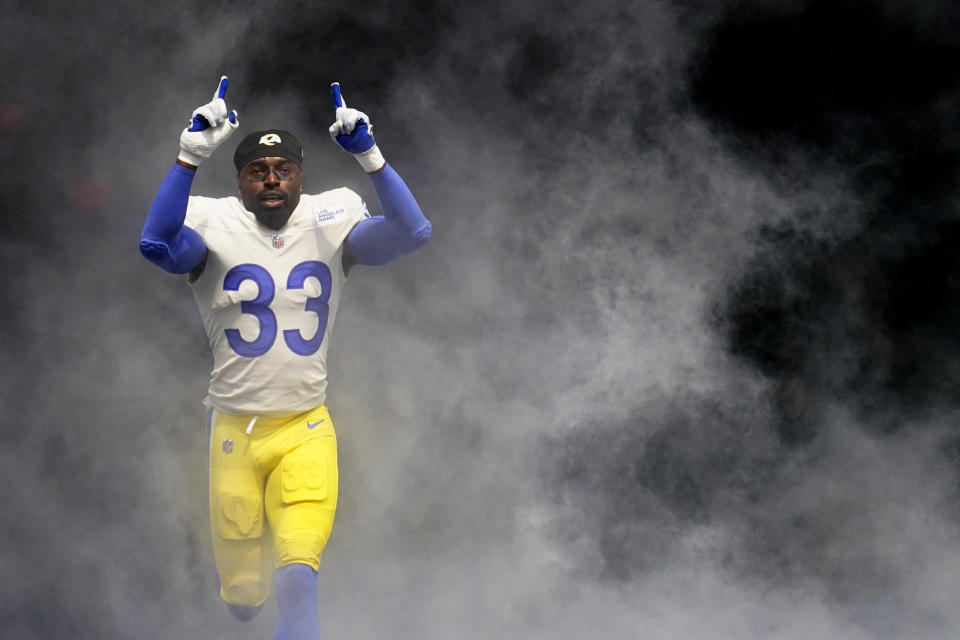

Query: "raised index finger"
<box><xmin>214</xmin><ymin>75</ymin><xmax>229</xmax><ymax>100</ymax></box>
<box><xmin>331</xmin><ymin>82</ymin><xmax>345</xmax><ymax>109</ymax></box>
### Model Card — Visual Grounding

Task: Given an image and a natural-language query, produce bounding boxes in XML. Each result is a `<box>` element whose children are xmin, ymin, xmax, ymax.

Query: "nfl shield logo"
<box><xmin>272</xmin><ymin>234</ymin><xmax>284</xmax><ymax>249</ymax></box>
<box><xmin>222</xmin><ymin>439</ymin><xmax>234</xmax><ymax>454</ymax></box>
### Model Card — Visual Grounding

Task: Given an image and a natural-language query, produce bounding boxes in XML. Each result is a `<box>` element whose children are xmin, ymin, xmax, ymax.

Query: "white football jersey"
<box><xmin>184</xmin><ymin>189</ymin><xmax>368</xmax><ymax>416</ymax></box>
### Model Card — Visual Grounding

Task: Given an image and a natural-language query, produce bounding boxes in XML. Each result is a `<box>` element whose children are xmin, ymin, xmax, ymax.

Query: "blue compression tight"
<box><xmin>273</xmin><ymin>563</ymin><xmax>320</xmax><ymax>640</ymax></box>
<box><xmin>222</xmin><ymin>564</ymin><xmax>319</xmax><ymax>638</ymax></box>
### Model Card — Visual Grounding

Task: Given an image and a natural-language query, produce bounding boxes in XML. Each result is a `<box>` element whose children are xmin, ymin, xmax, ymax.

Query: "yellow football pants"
<box><xmin>208</xmin><ymin>404</ymin><xmax>338</xmax><ymax>607</ymax></box>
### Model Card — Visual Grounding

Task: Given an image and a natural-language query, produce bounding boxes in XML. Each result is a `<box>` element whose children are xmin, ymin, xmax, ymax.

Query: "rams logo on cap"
<box><xmin>259</xmin><ymin>133</ymin><xmax>282</xmax><ymax>146</ymax></box>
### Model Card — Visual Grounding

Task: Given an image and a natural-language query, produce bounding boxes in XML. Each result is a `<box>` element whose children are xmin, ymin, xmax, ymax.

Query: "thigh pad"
<box><xmin>280</xmin><ymin>443</ymin><xmax>330</xmax><ymax>505</ymax></box>
<box><xmin>215</xmin><ymin>469</ymin><xmax>264</xmax><ymax>540</ymax></box>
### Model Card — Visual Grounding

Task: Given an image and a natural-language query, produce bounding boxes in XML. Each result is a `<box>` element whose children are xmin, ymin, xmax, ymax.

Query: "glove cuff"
<box><xmin>354</xmin><ymin>145</ymin><xmax>386</xmax><ymax>173</ymax></box>
<box><xmin>177</xmin><ymin>148</ymin><xmax>205</xmax><ymax>167</ymax></box>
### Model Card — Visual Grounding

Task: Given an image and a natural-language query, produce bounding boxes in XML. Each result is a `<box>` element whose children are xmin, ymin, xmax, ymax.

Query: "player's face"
<box><xmin>237</xmin><ymin>157</ymin><xmax>303</xmax><ymax>230</ymax></box>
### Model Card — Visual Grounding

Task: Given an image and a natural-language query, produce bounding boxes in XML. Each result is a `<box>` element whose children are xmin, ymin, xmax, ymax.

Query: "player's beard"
<box><xmin>249</xmin><ymin>192</ymin><xmax>300</xmax><ymax>231</ymax></box>
<box><xmin>254</xmin><ymin>206</ymin><xmax>294</xmax><ymax>231</ymax></box>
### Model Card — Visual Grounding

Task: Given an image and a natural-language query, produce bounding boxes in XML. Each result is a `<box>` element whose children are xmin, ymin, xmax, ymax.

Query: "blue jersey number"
<box><xmin>222</xmin><ymin>261</ymin><xmax>332</xmax><ymax>358</ymax></box>
<box><xmin>223</xmin><ymin>264</ymin><xmax>277</xmax><ymax>357</ymax></box>
<box><xmin>283</xmin><ymin>261</ymin><xmax>332</xmax><ymax>356</ymax></box>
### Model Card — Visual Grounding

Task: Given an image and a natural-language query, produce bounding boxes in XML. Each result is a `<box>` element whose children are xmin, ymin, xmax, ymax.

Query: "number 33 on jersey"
<box><xmin>184</xmin><ymin>187</ymin><xmax>369</xmax><ymax>416</ymax></box>
<box><xmin>222</xmin><ymin>260</ymin><xmax>332</xmax><ymax>358</ymax></box>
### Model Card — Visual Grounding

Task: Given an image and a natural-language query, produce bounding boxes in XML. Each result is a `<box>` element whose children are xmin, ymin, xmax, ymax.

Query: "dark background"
<box><xmin>3</xmin><ymin>0</ymin><xmax>960</xmax><ymax>637</ymax></box>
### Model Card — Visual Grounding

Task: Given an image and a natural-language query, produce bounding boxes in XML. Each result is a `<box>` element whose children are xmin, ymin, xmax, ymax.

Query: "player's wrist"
<box><xmin>177</xmin><ymin>148</ymin><xmax>205</xmax><ymax>168</ymax></box>
<box><xmin>354</xmin><ymin>145</ymin><xmax>386</xmax><ymax>173</ymax></box>
<box><xmin>176</xmin><ymin>156</ymin><xmax>199</xmax><ymax>171</ymax></box>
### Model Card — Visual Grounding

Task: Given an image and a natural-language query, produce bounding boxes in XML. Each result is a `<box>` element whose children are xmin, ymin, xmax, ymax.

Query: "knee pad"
<box><xmin>215</xmin><ymin>469</ymin><xmax>264</xmax><ymax>540</ymax></box>
<box><xmin>273</xmin><ymin>507</ymin><xmax>335</xmax><ymax>570</ymax></box>
<box><xmin>221</xmin><ymin>572</ymin><xmax>270</xmax><ymax>608</ymax></box>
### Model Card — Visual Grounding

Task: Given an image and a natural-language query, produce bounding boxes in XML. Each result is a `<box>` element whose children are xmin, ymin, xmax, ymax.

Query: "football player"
<box><xmin>139</xmin><ymin>76</ymin><xmax>431</xmax><ymax>639</ymax></box>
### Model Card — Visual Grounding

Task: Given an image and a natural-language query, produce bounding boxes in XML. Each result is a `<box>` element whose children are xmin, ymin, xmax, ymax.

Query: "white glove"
<box><xmin>177</xmin><ymin>76</ymin><xmax>239</xmax><ymax>167</ymax></box>
<box><xmin>328</xmin><ymin>82</ymin><xmax>385</xmax><ymax>173</ymax></box>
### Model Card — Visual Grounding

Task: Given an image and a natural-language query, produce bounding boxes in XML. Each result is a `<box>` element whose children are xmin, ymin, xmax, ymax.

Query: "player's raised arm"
<box><xmin>140</xmin><ymin>76</ymin><xmax>239</xmax><ymax>274</ymax></box>
<box><xmin>330</xmin><ymin>83</ymin><xmax>432</xmax><ymax>268</ymax></box>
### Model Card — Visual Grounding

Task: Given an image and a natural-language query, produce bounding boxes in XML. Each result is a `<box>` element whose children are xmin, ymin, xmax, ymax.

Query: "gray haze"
<box><xmin>3</xmin><ymin>1</ymin><xmax>960</xmax><ymax>638</ymax></box>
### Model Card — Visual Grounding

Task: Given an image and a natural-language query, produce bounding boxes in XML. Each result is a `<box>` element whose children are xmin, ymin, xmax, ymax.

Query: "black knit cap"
<box><xmin>233</xmin><ymin>129</ymin><xmax>304</xmax><ymax>172</ymax></box>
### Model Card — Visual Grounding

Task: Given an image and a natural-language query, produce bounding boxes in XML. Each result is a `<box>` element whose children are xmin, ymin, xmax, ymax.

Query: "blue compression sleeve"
<box><xmin>139</xmin><ymin>163</ymin><xmax>208</xmax><ymax>274</ymax></box>
<box><xmin>346</xmin><ymin>163</ymin><xmax>432</xmax><ymax>266</ymax></box>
